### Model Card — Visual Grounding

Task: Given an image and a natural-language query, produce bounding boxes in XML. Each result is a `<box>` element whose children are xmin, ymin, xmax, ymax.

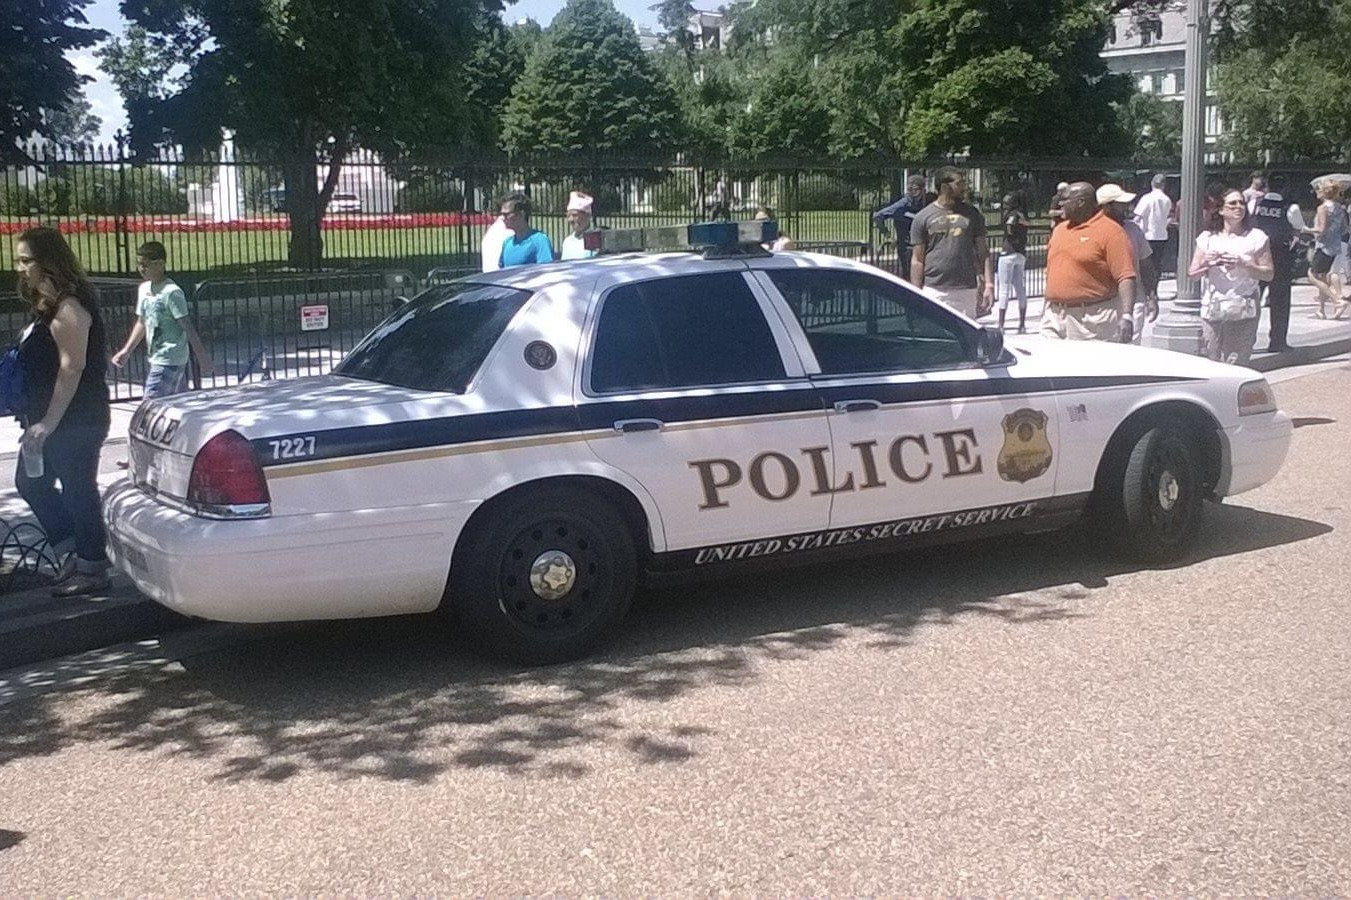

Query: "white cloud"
<box><xmin>70</xmin><ymin>51</ymin><xmax>101</xmax><ymax>78</ymax></box>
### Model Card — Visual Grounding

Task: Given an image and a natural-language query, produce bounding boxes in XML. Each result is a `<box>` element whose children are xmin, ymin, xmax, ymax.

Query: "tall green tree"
<box><xmin>110</xmin><ymin>0</ymin><xmax>502</xmax><ymax>267</ymax></box>
<box><xmin>1212</xmin><ymin>0</ymin><xmax>1351</xmax><ymax>160</ymax></box>
<box><xmin>652</xmin><ymin>0</ymin><xmax>696</xmax><ymax>58</ymax></box>
<box><xmin>654</xmin><ymin>49</ymin><xmax>745</xmax><ymax>159</ymax></box>
<box><xmin>97</xmin><ymin>25</ymin><xmax>195</xmax><ymax>158</ymax></box>
<box><xmin>730</xmin><ymin>50</ymin><xmax>833</xmax><ymax>159</ymax></box>
<box><xmin>0</xmin><ymin>0</ymin><xmax>105</xmax><ymax>161</ymax></box>
<box><xmin>733</xmin><ymin>0</ymin><xmax>1131</xmax><ymax>160</ymax></box>
<box><xmin>462</xmin><ymin>20</ymin><xmax>543</xmax><ymax>151</ymax></box>
<box><xmin>1116</xmin><ymin>92</ymin><xmax>1182</xmax><ymax>163</ymax></box>
<box><xmin>42</xmin><ymin>96</ymin><xmax>104</xmax><ymax>147</ymax></box>
<box><xmin>501</xmin><ymin>0</ymin><xmax>682</xmax><ymax>160</ymax></box>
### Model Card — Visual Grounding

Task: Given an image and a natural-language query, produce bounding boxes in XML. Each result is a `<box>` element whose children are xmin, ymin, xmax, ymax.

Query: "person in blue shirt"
<box><xmin>871</xmin><ymin>175</ymin><xmax>931</xmax><ymax>281</ymax></box>
<box><xmin>498</xmin><ymin>191</ymin><xmax>555</xmax><ymax>268</ymax></box>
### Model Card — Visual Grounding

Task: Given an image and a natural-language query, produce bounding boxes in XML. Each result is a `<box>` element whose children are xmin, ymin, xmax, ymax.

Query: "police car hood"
<box><xmin>133</xmin><ymin>375</ymin><xmax>464</xmax><ymax>453</ymax></box>
<box><xmin>1002</xmin><ymin>334</ymin><xmax>1257</xmax><ymax>383</ymax></box>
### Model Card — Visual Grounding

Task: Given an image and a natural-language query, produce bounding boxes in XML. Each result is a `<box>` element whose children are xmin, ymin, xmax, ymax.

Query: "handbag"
<box><xmin>1202</xmin><ymin>286</ymin><xmax>1259</xmax><ymax>322</ymax></box>
<box><xmin>0</xmin><ymin>345</ymin><xmax>25</xmax><ymax>418</ymax></box>
<box><xmin>1200</xmin><ymin>235</ymin><xmax>1259</xmax><ymax>322</ymax></box>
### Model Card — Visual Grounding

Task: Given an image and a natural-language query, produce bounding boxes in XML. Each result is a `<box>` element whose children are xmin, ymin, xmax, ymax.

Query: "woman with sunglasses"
<box><xmin>1187</xmin><ymin>189</ymin><xmax>1273</xmax><ymax>365</ymax></box>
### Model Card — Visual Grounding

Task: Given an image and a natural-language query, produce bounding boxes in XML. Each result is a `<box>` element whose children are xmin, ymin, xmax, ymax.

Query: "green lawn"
<box><xmin>1</xmin><ymin>209</ymin><xmax>881</xmax><ymax>291</ymax></box>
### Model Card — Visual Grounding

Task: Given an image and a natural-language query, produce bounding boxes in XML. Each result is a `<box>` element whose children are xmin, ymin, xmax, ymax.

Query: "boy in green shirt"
<box><xmin>111</xmin><ymin>241</ymin><xmax>214</xmax><ymax>396</ymax></box>
<box><xmin>111</xmin><ymin>242</ymin><xmax>214</xmax><ymax>467</ymax></box>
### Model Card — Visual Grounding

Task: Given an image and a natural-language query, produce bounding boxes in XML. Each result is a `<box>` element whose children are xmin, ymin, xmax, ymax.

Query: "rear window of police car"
<box><xmin>590</xmin><ymin>272</ymin><xmax>786</xmax><ymax>393</ymax></box>
<box><xmin>336</xmin><ymin>282</ymin><xmax>532</xmax><ymax>393</ymax></box>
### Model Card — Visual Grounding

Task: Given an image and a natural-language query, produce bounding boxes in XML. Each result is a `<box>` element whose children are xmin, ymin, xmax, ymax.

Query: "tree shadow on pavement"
<box><xmin>0</xmin><ymin>502</ymin><xmax>1330</xmax><ymax>784</ymax></box>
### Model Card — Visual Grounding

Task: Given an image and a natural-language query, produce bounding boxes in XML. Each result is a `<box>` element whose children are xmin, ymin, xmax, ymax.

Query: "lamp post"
<box><xmin>1149</xmin><ymin>0</ymin><xmax>1208</xmax><ymax>354</ymax></box>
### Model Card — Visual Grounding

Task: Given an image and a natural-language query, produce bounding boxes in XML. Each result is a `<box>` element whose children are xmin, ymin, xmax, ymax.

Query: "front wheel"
<box><xmin>447</xmin><ymin>487</ymin><xmax>637</xmax><ymax>665</ymax></box>
<box><xmin>1111</xmin><ymin>425</ymin><xmax>1206</xmax><ymax>563</ymax></box>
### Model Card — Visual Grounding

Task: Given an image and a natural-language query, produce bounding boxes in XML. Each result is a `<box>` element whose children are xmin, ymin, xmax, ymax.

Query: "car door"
<box><xmin>754</xmin><ymin>265</ymin><xmax>1061</xmax><ymax>535</ymax></box>
<box><xmin>579</xmin><ymin>269</ymin><xmax>833</xmax><ymax>554</ymax></box>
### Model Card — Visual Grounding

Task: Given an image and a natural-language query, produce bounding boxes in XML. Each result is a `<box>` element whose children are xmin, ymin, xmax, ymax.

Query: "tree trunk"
<box><xmin>284</xmin><ymin>151</ymin><xmax>323</xmax><ymax>269</ymax></box>
<box><xmin>283</xmin><ymin>137</ymin><xmax>350</xmax><ymax>269</ymax></box>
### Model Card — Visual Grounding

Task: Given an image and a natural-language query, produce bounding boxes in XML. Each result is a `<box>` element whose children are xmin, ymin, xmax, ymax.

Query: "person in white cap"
<box><xmin>561</xmin><ymin>191</ymin><xmax>597</xmax><ymax>261</ymax></box>
<box><xmin>1098</xmin><ymin>183</ymin><xmax>1158</xmax><ymax>343</ymax></box>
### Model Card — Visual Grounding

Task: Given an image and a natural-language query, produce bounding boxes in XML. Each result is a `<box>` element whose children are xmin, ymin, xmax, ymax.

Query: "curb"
<box><xmin>0</xmin><ymin>577</ymin><xmax>189</xmax><ymax>672</ymax></box>
<box><xmin>1245</xmin><ymin>336</ymin><xmax>1351</xmax><ymax>373</ymax></box>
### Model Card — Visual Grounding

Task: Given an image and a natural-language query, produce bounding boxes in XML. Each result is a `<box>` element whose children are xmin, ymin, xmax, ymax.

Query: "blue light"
<box><xmin>688</xmin><ymin>222</ymin><xmax>740</xmax><ymax>246</ymax></box>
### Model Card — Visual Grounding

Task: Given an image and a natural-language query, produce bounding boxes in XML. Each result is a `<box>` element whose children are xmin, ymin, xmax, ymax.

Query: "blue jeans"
<box><xmin>145</xmin><ymin>363</ymin><xmax>186</xmax><ymax>399</ymax></box>
<box><xmin>16</xmin><ymin>423</ymin><xmax>111</xmax><ymax>568</ymax></box>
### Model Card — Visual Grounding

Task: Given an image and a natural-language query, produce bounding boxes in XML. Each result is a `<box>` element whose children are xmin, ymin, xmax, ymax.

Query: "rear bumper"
<box><xmin>1217</xmin><ymin>411</ymin><xmax>1293</xmax><ymax>497</ymax></box>
<box><xmin>102</xmin><ymin>478</ymin><xmax>478</xmax><ymax>622</ymax></box>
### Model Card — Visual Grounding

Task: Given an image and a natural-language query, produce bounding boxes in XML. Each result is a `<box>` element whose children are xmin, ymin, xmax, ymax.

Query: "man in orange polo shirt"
<box><xmin>1042</xmin><ymin>182</ymin><xmax>1139</xmax><ymax>342</ymax></box>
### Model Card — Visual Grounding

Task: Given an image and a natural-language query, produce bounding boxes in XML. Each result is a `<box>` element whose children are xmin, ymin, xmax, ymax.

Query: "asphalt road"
<box><xmin>2</xmin><ymin>361</ymin><xmax>1349</xmax><ymax>893</ymax></box>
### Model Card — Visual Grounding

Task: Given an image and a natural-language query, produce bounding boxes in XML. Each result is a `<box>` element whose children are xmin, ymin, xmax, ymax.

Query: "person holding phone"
<box><xmin>1188</xmin><ymin>188</ymin><xmax>1273</xmax><ymax>365</ymax></box>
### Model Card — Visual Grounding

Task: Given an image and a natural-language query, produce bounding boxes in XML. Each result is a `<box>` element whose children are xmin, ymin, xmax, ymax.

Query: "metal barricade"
<box><xmin>792</xmin><ymin>240</ymin><xmax>873</xmax><ymax>263</ymax></box>
<box><xmin>92</xmin><ymin>278</ymin><xmax>146</xmax><ymax>402</ymax></box>
<box><xmin>424</xmin><ymin>265</ymin><xmax>481</xmax><ymax>288</ymax></box>
<box><xmin>191</xmin><ymin>269</ymin><xmax>417</xmax><ymax>389</ymax></box>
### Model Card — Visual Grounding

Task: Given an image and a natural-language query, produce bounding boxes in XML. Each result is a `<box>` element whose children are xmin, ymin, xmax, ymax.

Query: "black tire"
<box><xmin>447</xmin><ymin>487</ymin><xmax>637</xmax><ymax>665</ymax></box>
<box><xmin>1111</xmin><ymin>425</ymin><xmax>1206</xmax><ymax>563</ymax></box>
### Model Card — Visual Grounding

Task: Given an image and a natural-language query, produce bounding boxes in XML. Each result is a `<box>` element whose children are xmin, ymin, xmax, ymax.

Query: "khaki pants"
<box><xmin>1201</xmin><ymin>316</ymin><xmax>1259</xmax><ymax>366</ymax></box>
<box><xmin>931</xmin><ymin>287</ymin><xmax>980</xmax><ymax>319</ymax></box>
<box><xmin>1040</xmin><ymin>298</ymin><xmax>1122</xmax><ymax>341</ymax></box>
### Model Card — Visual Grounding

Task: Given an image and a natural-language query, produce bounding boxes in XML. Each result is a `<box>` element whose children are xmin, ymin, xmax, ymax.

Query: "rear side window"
<box><xmin>335</xmin><ymin>283</ymin><xmax>532</xmax><ymax>393</ymax></box>
<box><xmin>589</xmin><ymin>272</ymin><xmax>786</xmax><ymax>393</ymax></box>
<box><xmin>767</xmin><ymin>269</ymin><xmax>972</xmax><ymax>374</ymax></box>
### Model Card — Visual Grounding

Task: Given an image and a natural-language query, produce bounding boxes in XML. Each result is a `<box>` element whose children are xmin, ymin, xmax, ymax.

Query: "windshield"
<box><xmin>335</xmin><ymin>282</ymin><xmax>534</xmax><ymax>393</ymax></box>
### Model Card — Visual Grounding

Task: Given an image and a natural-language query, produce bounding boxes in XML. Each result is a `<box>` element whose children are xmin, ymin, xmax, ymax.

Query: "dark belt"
<box><xmin>1047</xmin><ymin>295</ymin><xmax>1116</xmax><ymax>309</ymax></box>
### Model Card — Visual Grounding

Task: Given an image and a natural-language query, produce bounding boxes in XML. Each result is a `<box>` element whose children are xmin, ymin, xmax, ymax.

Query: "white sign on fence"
<box><xmin>300</xmin><ymin>305</ymin><xmax>330</xmax><ymax>332</ymax></box>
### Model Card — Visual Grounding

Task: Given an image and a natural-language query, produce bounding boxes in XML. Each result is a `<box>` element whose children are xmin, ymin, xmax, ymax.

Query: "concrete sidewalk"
<box><xmin>2</xmin><ymin>279</ymin><xmax>1349</xmax><ymax>673</ymax></box>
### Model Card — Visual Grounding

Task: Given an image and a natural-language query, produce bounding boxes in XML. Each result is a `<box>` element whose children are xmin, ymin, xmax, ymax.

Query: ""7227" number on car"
<box><xmin>268</xmin><ymin>435</ymin><xmax>317</xmax><ymax>461</ymax></box>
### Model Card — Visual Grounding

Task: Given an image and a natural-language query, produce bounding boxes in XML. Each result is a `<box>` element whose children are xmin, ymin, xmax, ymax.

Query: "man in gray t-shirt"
<box><xmin>910</xmin><ymin>167</ymin><xmax>992</xmax><ymax>318</ymax></box>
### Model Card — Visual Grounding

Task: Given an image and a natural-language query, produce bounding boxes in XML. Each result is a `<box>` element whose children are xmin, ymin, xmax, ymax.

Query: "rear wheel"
<box><xmin>448</xmin><ymin>487</ymin><xmax>637</xmax><ymax>664</ymax></box>
<box><xmin>1107</xmin><ymin>425</ymin><xmax>1206</xmax><ymax>563</ymax></box>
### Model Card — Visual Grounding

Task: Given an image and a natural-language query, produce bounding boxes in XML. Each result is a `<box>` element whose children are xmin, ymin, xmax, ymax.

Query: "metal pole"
<box><xmin>1149</xmin><ymin>0</ymin><xmax>1208</xmax><ymax>354</ymax></box>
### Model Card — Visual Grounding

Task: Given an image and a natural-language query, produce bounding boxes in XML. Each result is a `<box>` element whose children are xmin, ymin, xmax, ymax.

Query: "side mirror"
<box><xmin>975</xmin><ymin>325</ymin><xmax>1005</xmax><ymax>366</ymax></box>
<box><xmin>392</xmin><ymin>295</ymin><xmax>411</xmax><ymax>309</ymax></box>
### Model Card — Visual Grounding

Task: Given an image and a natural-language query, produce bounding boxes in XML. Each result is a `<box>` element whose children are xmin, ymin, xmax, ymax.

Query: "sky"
<box><xmin>71</xmin><ymin>0</ymin><xmax>665</xmax><ymax>144</ymax></box>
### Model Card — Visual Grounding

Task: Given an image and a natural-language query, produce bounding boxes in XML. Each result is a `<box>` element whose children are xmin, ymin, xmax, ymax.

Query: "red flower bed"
<box><xmin>0</xmin><ymin>211</ymin><xmax>496</xmax><ymax>235</ymax></box>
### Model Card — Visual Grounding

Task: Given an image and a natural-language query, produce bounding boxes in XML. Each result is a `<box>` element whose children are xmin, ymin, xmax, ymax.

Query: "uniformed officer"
<box><xmin>1250</xmin><ymin>174</ymin><xmax>1300</xmax><ymax>353</ymax></box>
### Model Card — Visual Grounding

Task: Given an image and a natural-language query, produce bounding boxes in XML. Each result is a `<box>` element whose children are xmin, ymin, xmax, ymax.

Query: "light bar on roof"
<box><xmin>583</xmin><ymin>220</ymin><xmax>779</xmax><ymax>254</ymax></box>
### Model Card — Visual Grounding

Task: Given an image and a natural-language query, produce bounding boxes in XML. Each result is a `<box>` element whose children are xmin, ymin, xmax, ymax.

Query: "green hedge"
<box><xmin>0</xmin><ymin>169</ymin><xmax>187</xmax><ymax>216</ymax></box>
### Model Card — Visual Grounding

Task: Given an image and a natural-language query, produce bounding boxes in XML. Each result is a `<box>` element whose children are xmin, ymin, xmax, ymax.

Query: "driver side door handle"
<box><xmin>832</xmin><ymin>399</ymin><xmax>882</xmax><ymax>413</ymax></box>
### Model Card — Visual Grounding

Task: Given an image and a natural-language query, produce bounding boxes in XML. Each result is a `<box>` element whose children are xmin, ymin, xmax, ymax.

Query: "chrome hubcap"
<box><xmin>1157</xmin><ymin>470</ymin><xmax>1180</xmax><ymax>511</ymax></box>
<box><xmin>529</xmin><ymin>550</ymin><xmax>577</xmax><ymax>600</ymax></box>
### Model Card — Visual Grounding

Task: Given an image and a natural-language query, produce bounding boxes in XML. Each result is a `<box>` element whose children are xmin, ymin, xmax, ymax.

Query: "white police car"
<box><xmin>103</xmin><ymin>221</ymin><xmax>1292</xmax><ymax>663</ymax></box>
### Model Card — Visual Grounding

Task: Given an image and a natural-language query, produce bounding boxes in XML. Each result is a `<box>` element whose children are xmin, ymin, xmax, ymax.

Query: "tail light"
<box><xmin>187</xmin><ymin>430</ymin><xmax>271</xmax><ymax>518</ymax></box>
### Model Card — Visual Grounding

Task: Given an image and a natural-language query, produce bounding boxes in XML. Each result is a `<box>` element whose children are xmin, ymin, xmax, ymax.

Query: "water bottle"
<box><xmin>21</xmin><ymin>432</ymin><xmax>44</xmax><ymax>479</ymax></box>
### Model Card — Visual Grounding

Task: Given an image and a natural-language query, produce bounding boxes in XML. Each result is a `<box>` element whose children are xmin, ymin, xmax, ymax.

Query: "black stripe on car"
<box><xmin>250</xmin><ymin>375</ymin><xmax>1200</xmax><ymax>468</ymax></box>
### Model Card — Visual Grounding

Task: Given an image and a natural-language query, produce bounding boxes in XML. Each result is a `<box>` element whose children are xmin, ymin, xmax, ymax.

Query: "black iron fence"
<box><xmin>11</xmin><ymin>140</ymin><xmax>1325</xmax><ymax>286</ymax></box>
<box><xmin>4</xmin><ymin>140</ymin><xmax>1339</xmax><ymax>399</ymax></box>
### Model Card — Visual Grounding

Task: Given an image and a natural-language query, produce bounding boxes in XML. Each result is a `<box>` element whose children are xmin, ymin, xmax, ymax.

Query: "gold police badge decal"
<box><xmin>998</xmin><ymin>408</ymin><xmax>1052</xmax><ymax>483</ymax></box>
